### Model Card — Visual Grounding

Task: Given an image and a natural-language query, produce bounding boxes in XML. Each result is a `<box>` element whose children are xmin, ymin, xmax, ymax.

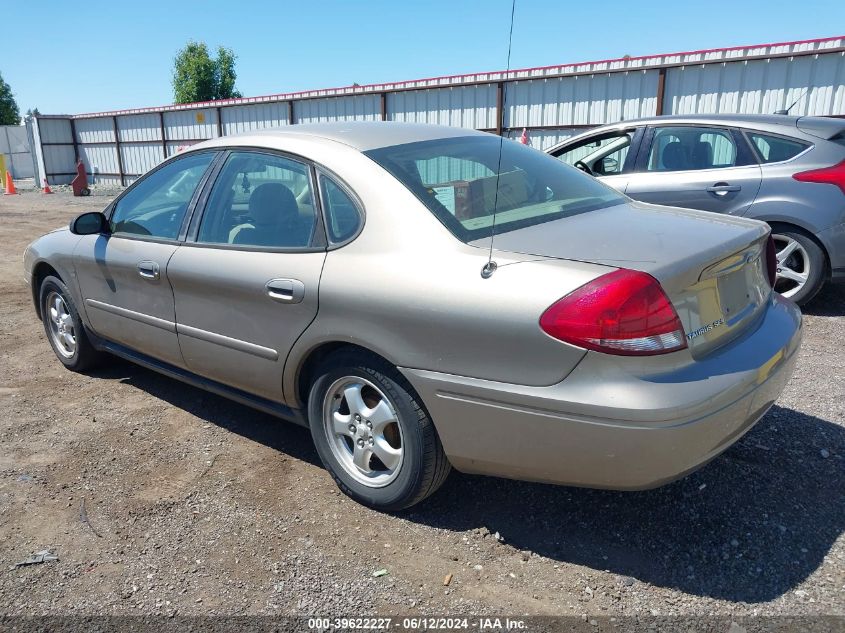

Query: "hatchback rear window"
<box><xmin>748</xmin><ymin>132</ymin><xmax>809</xmax><ymax>163</ymax></box>
<box><xmin>364</xmin><ymin>135</ymin><xmax>625</xmax><ymax>242</ymax></box>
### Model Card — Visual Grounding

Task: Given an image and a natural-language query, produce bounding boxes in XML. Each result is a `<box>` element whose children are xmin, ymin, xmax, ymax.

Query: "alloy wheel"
<box><xmin>46</xmin><ymin>291</ymin><xmax>76</xmax><ymax>358</ymax></box>
<box><xmin>772</xmin><ymin>234</ymin><xmax>810</xmax><ymax>299</ymax></box>
<box><xmin>322</xmin><ymin>376</ymin><xmax>404</xmax><ymax>487</ymax></box>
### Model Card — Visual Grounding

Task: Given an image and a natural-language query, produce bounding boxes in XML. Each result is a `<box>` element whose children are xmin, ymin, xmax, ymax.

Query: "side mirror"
<box><xmin>69</xmin><ymin>211</ymin><xmax>109</xmax><ymax>235</ymax></box>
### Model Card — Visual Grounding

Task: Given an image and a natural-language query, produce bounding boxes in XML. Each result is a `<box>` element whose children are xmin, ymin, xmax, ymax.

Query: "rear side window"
<box><xmin>319</xmin><ymin>175</ymin><xmax>362</xmax><ymax>244</ymax></box>
<box><xmin>748</xmin><ymin>132</ymin><xmax>809</xmax><ymax>163</ymax></box>
<box><xmin>647</xmin><ymin>126</ymin><xmax>737</xmax><ymax>172</ymax></box>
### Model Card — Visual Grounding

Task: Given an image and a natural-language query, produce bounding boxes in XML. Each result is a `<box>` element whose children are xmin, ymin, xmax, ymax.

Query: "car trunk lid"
<box><xmin>473</xmin><ymin>200</ymin><xmax>772</xmax><ymax>357</ymax></box>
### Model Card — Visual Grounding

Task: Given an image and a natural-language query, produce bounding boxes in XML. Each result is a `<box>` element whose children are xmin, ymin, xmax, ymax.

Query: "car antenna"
<box><xmin>481</xmin><ymin>0</ymin><xmax>516</xmax><ymax>280</ymax></box>
<box><xmin>774</xmin><ymin>88</ymin><xmax>808</xmax><ymax>115</ymax></box>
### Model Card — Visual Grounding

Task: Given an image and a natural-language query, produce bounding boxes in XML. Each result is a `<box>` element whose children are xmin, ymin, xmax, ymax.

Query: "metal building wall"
<box><xmin>33</xmin><ymin>36</ymin><xmax>845</xmax><ymax>186</ymax></box>
<box><xmin>388</xmin><ymin>85</ymin><xmax>497</xmax><ymax>129</ymax></box>
<box><xmin>222</xmin><ymin>103</ymin><xmax>290</xmax><ymax>134</ymax></box>
<box><xmin>0</xmin><ymin>125</ymin><xmax>34</xmax><ymax>179</ymax></box>
<box><xmin>664</xmin><ymin>51</ymin><xmax>845</xmax><ymax>115</ymax></box>
<box><xmin>295</xmin><ymin>95</ymin><xmax>381</xmax><ymax>123</ymax></box>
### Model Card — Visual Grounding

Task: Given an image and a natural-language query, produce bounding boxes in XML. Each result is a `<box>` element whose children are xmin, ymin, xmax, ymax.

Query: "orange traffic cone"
<box><xmin>41</xmin><ymin>178</ymin><xmax>53</xmax><ymax>194</ymax></box>
<box><xmin>3</xmin><ymin>171</ymin><xmax>17</xmax><ymax>195</ymax></box>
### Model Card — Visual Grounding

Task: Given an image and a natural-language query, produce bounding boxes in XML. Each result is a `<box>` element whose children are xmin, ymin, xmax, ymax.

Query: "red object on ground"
<box><xmin>71</xmin><ymin>160</ymin><xmax>90</xmax><ymax>197</ymax></box>
<box><xmin>41</xmin><ymin>178</ymin><xmax>53</xmax><ymax>194</ymax></box>
<box><xmin>519</xmin><ymin>128</ymin><xmax>529</xmax><ymax>145</ymax></box>
<box><xmin>3</xmin><ymin>171</ymin><xmax>17</xmax><ymax>195</ymax></box>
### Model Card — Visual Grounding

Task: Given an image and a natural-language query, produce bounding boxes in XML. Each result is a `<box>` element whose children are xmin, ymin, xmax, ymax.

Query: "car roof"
<box><xmin>196</xmin><ymin>121</ymin><xmax>487</xmax><ymax>153</ymax></box>
<box><xmin>609</xmin><ymin>113</ymin><xmax>808</xmax><ymax>128</ymax></box>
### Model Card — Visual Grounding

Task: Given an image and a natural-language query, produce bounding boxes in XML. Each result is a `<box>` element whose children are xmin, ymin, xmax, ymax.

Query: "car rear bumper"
<box><xmin>400</xmin><ymin>293</ymin><xmax>802</xmax><ymax>490</ymax></box>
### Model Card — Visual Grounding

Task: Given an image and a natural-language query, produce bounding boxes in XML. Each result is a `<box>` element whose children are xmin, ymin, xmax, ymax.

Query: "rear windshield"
<box><xmin>364</xmin><ymin>135</ymin><xmax>625</xmax><ymax>242</ymax></box>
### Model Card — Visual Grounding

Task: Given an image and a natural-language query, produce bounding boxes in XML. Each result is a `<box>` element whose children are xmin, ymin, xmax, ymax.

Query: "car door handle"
<box><xmin>265</xmin><ymin>278</ymin><xmax>305</xmax><ymax>304</ymax></box>
<box><xmin>706</xmin><ymin>183</ymin><xmax>741</xmax><ymax>195</ymax></box>
<box><xmin>137</xmin><ymin>261</ymin><xmax>160</xmax><ymax>281</ymax></box>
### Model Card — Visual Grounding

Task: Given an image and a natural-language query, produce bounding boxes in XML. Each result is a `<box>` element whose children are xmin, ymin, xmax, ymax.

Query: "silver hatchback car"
<box><xmin>548</xmin><ymin>114</ymin><xmax>845</xmax><ymax>304</ymax></box>
<box><xmin>24</xmin><ymin>123</ymin><xmax>801</xmax><ymax>510</ymax></box>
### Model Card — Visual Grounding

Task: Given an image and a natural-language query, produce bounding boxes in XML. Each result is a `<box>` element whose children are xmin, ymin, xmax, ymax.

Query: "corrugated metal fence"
<box><xmin>0</xmin><ymin>125</ymin><xmax>34</xmax><ymax>179</ymax></box>
<box><xmin>32</xmin><ymin>36</ymin><xmax>845</xmax><ymax>186</ymax></box>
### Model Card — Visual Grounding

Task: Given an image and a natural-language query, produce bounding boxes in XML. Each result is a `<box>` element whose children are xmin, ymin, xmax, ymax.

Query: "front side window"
<box><xmin>554</xmin><ymin>132</ymin><xmax>632</xmax><ymax>175</ymax></box>
<box><xmin>110</xmin><ymin>152</ymin><xmax>215</xmax><ymax>239</ymax></box>
<box><xmin>365</xmin><ymin>135</ymin><xmax>625</xmax><ymax>242</ymax></box>
<box><xmin>197</xmin><ymin>151</ymin><xmax>317</xmax><ymax>249</ymax></box>
<box><xmin>647</xmin><ymin>126</ymin><xmax>737</xmax><ymax>172</ymax></box>
<box><xmin>748</xmin><ymin>132</ymin><xmax>809</xmax><ymax>163</ymax></box>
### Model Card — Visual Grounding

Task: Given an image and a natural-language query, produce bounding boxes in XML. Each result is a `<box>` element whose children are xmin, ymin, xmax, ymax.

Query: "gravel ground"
<box><xmin>0</xmin><ymin>190</ymin><xmax>843</xmax><ymax>619</ymax></box>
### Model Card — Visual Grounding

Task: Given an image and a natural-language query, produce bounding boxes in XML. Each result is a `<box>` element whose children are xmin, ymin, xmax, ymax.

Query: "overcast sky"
<box><xmin>4</xmin><ymin>0</ymin><xmax>845</xmax><ymax>115</ymax></box>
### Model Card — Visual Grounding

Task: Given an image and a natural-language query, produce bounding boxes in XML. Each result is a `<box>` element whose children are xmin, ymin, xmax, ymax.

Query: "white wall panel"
<box><xmin>118</xmin><ymin>113</ymin><xmax>162</xmax><ymax>142</ymax></box>
<box><xmin>163</xmin><ymin>109</ymin><xmax>218</xmax><ymax>140</ymax></box>
<box><xmin>388</xmin><ymin>85</ymin><xmax>497</xmax><ymax>129</ymax></box>
<box><xmin>222</xmin><ymin>103</ymin><xmax>290</xmax><ymax>134</ymax></box>
<box><xmin>91</xmin><ymin>175</ymin><xmax>122</xmax><ymax>186</ymax></box>
<box><xmin>505</xmin><ymin>70</ymin><xmax>658</xmax><ymax>128</ymax></box>
<box><xmin>665</xmin><ymin>52</ymin><xmax>845</xmax><ymax>116</ymax></box>
<box><xmin>39</xmin><ymin>118</ymin><xmax>73</xmax><ymax>144</ymax></box>
<box><xmin>78</xmin><ymin>144</ymin><xmax>119</xmax><ymax>175</ymax></box>
<box><xmin>75</xmin><ymin>117</ymin><xmax>114</xmax><ymax>143</ymax></box>
<box><xmin>121</xmin><ymin>143</ymin><xmax>165</xmax><ymax>175</ymax></box>
<box><xmin>43</xmin><ymin>145</ymin><xmax>75</xmax><ymax>183</ymax></box>
<box><xmin>295</xmin><ymin>95</ymin><xmax>380</xmax><ymax>123</ymax></box>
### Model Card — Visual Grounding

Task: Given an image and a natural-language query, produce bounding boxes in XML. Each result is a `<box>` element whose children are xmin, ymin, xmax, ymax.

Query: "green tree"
<box><xmin>215</xmin><ymin>46</ymin><xmax>241</xmax><ymax>100</ymax></box>
<box><xmin>171</xmin><ymin>41</ymin><xmax>242</xmax><ymax>103</ymax></box>
<box><xmin>0</xmin><ymin>72</ymin><xmax>20</xmax><ymax>125</ymax></box>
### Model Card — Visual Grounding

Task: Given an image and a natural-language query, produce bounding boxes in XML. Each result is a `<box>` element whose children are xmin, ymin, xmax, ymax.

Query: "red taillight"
<box><xmin>765</xmin><ymin>235</ymin><xmax>777</xmax><ymax>288</ymax></box>
<box><xmin>792</xmin><ymin>159</ymin><xmax>845</xmax><ymax>194</ymax></box>
<box><xmin>539</xmin><ymin>269</ymin><xmax>687</xmax><ymax>356</ymax></box>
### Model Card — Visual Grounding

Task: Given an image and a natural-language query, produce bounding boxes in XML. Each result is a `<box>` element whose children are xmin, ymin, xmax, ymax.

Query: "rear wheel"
<box><xmin>307</xmin><ymin>352</ymin><xmax>450</xmax><ymax>511</ymax></box>
<box><xmin>39</xmin><ymin>275</ymin><xmax>103</xmax><ymax>371</ymax></box>
<box><xmin>771</xmin><ymin>229</ymin><xmax>826</xmax><ymax>305</ymax></box>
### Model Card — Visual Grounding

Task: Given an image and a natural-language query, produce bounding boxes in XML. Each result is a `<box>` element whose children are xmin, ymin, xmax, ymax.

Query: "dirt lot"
<box><xmin>0</xmin><ymin>190</ymin><xmax>843</xmax><ymax>619</ymax></box>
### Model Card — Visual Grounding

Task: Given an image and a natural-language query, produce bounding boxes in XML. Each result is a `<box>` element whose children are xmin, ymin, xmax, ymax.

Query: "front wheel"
<box><xmin>307</xmin><ymin>352</ymin><xmax>450</xmax><ymax>511</ymax></box>
<box><xmin>39</xmin><ymin>275</ymin><xmax>104</xmax><ymax>371</ymax></box>
<box><xmin>771</xmin><ymin>230</ymin><xmax>826</xmax><ymax>305</ymax></box>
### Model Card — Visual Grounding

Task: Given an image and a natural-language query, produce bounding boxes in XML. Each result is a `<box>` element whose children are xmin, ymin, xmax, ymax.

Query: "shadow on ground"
<box><xmin>91</xmin><ymin>361</ymin><xmax>843</xmax><ymax>604</ymax></box>
<box><xmin>802</xmin><ymin>282</ymin><xmax>845</xmax><ymax>316</ymax></box>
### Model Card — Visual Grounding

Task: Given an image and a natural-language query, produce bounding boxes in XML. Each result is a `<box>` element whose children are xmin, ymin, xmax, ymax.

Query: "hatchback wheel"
<box><xmin>771</xmin><ymin>230</ymin><xmax>826</xmax><ymax>305</ymax></box>
<box><xmin>39</xmin><ymin>275</ymin><xmax>103</xmax><ymax>371</ymax></box>
<box><xmin>308</xmin><ymin>352</ymin><xmax>450</xmax><ymax>511</ymax></box>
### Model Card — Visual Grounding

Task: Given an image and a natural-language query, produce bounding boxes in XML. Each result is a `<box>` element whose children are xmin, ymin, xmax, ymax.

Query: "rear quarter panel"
<box><xmin>278</xmin><ymin>143</ymin><xmax>612</xmax><ymax>404</ymax></box>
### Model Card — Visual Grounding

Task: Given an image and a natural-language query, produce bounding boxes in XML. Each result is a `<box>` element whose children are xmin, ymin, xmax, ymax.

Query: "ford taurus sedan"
<box><xmin>24</xmin><ymin>122</ymin><xmax>802</xmax><ymax>510</ymax></box>
<box><xmin>548</xmin><ymin>114</ymin><xmax>845</xmax><ymax>305</ymax></box>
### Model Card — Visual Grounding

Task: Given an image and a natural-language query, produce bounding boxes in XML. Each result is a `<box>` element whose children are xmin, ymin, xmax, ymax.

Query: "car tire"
<box><xmin>39</xmin><ymin>275</ymin><xmax>104</xmax><ymax>372</ymax></box>
<box><xmin>770</xmin><ymin>227</ymin><xmax>827</xmax><ymax>306</ymax></box>
<box><xmin>307</xmin><ymin>351</ymin><xmax>450</xmax><ymax>511</ymax></box>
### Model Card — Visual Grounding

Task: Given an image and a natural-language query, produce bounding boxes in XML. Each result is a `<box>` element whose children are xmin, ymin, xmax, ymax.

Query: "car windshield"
<box><xmin>365</xmin><ymin>135</ymin><xmax>625</xmax><ymax>242</ymax></box>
